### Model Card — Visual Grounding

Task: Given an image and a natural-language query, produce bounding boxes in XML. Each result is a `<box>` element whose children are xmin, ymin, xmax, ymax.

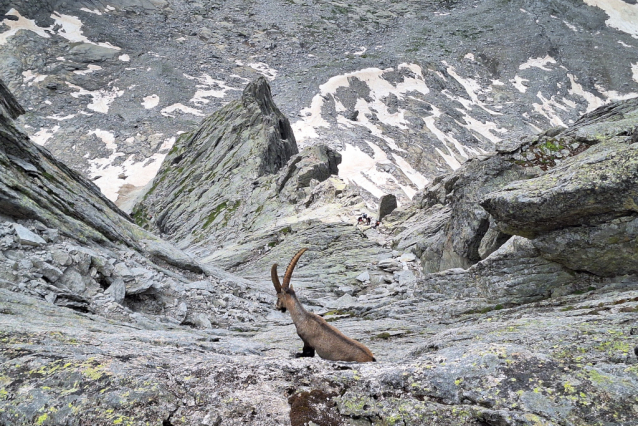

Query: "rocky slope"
<box><xmin>2</xmin><ymin>64</ymin><xmax>638</xmax><ymax>426</ymax></box>
<box><xmin>133</xmin><ymin>76</ymin><xmax>395</xmax><ymax>311</ymax></box>
<box><xmin>1</xmin><ymin>0</ymin><xmax>637</xmax><ymax>208</ymax></box>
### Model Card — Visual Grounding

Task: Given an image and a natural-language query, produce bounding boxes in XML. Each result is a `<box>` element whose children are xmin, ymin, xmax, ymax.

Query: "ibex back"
<box><xmin>272</xmin><ymin>248</ymin><xmax>376</xmax><ymax>362</ymax></box>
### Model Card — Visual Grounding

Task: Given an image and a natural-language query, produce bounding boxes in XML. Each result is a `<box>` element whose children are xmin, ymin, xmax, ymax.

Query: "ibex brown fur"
<box><xmin>272</xmin><ymin>248</ymin><xmax>376</xmax><ymax>362</ymax></box>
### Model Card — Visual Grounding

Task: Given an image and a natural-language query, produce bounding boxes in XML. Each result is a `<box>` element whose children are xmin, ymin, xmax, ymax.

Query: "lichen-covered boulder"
<box><xmin>481</xmin><ymin>139</ymin><xmax>638</xmax><ymax>238</ymax></box>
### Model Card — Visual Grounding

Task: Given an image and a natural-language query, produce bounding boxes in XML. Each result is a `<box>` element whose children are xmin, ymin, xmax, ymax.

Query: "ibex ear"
<box><xmin>271</xmin><ymin>263</ymin><xmax>282</xmax><ymax>293</ymax></box>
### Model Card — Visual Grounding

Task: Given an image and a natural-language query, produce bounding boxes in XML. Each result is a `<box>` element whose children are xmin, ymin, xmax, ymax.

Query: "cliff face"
<box><xmin>133</xmin><ymin>76</ymin><xmax>299</xmax><ymax>243</ymax></box>
<box><xmin>2</xmin><ymin>78</ymin><xmax>638</xmax><ymax>425</ymax></box>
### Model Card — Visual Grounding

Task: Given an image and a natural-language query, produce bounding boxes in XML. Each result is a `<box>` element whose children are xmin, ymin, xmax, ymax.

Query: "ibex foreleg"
<box><xmin>295</xmin><ymin>340</ymin><xmax>315</xmax><ymax>358</ymax></box>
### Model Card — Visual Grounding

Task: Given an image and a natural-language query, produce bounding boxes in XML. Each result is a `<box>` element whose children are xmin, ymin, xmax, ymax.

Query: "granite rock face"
<box><xmin>133</xmin><ymin>76</ymin><xmax>299</xmax><ymax>242</ymax></box>
<box><xmin>390</xmin><ymin>98</ymin><xmax>638</xmax><ymax>282</ymax></box>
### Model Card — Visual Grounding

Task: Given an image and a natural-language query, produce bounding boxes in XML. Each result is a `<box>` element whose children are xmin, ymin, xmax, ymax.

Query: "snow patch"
<box><xmin>89</xmin><ymin>129</ymin><xmax>117</xmax><ymax>150</ymax></box>
<box><xmin>184</xmin><ymin>73</ymin><xmax>241</xmax><ymax>104</ymax></box>
<box><xmin>353</xmin><ymin>46</ymin><xmax>367</xmax><ymax>56</ymax></box>
<box><xmin>159</xmin><ymin>137</ymin><xmax>176</xmax><ymax>152</ymax></box>
<box><xmin>87</xmin><ymin>131</ymin><xmax>169</xmax><ymax>202</ymax></box>
<box><xmin>46</xmin><ymin>113</ymin><xmax>76</xmax><ymax>121</ymax></box>
<box><xmin>30</xmin><ymin>126</ymin><xmax>60</xmax><ymax>146</ymax></box>
<box><xmin>0</xmin><ymin>9</ymin><xmax>51</xmax><ymax>45</ymax></box>
<box><xmin>532</xmin><ymin>92</ymin><xmax>567</xmax><ymax>127</ymax></box>
<box><xmin>455</xmin><ymin>109</ymin><xmax>505</xmax><ymax>143</ymax></box>
<box><xmin>567</xmin><ymin>74</ymin><xmax>606</xmax><ymax>112</ymax></box>
<box><xmin>22</xmin><ymin>70</ymin><xmax>47</xmax><ymax>86</ymax></box>
<box><xmin>393</xmin><ymin>153</ymin><xmax>429</xmax><ymax>190</ymax></box>
<box><xmin>235</xmin><ymin>60</ymin><xmax>278</xmax><ymax>80</ymax></box>
<box><xmin>421</xmin><ymin>105</ymin><xmax>464</xmax><ymax>169</ymax></box>
<box><xmin>292</xmin><ymin>63</ymin><xmax>429</xmax><ymax>147</ymax></box>
<box><xmin>66</xmin><ymin>82</ymin><xmax>124</xmax><ymax>114</ymax></box>
<box><xmin>633</xmin><ymin>63</ymin><xmax>638</xmax><ymax>83</ymax></box>
<box><xmin>161</xmin><ymin>103</ymin><xmax>205</xmax><ymax>117</ymax></box>
<box><xmin>142</xmin><ymin>94</ymin><xmax>160</xmax><ymax>109</ymax></box>
<box><xmin>510</xmin><ymin>75</ymin><xmax>529</xmax><ymax>93</ymax></box>
<box><xmin>563</xmin><ymin>20</ymin><xmax>578</xmax><ymax>32</ymax></box>
<box><xmin>51</xmin><ymin>12</ymin><xmax>120</xmax><ymax>49</ymax></box>
<box><xmin>119</xmin><ymin>54</ymin><xmax>130</xmax><ymax>62</ymax></box>
<box><xmin>73</xmin><ymin>64</ymin><xmax>102</xmax><ymax>75</ymax></box>
<box><xmin>0</xmin><ymin>8</ymin><xmax>121</xmax><ymax>49</ymax></box>
<box><xmin>567</xmin><ymin>73</ymin><xmax>638</xmax><ymax>112</ymax></box>
<box><xmin>80</xmin><ymin>7</ymin><xmax>102</xmax><ymax>15</ymax></box>
<box><xmin>519</xmin><ymin>55</ymin><xmax>556</xmax><ymax>71</ymax></box>
<box><xmin>582</xmin><ymin>0</ymin><xmax>638</xmax><ymax>38</ymax></box>
<box><xmin>338</xmin><ymin>142</ymin><xmax>391</xmax><ymax>199</ymax></box>
<box><xmin>443</xmin><ymin>62</ymin><xmax>501</xmax><ymax>115</ymax></box>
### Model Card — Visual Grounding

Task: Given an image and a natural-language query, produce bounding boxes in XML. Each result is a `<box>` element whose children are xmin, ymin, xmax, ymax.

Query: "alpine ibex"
<box><xmin>272</xmin><ymin>248</ymin><xmax>376</xmax><ymax>362</ymax></box>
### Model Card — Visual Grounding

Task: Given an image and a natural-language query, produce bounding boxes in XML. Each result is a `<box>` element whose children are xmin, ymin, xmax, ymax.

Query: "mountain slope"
<box><xmin>1</xmin><ymin>0</ymin><xmax>636</xmax><ymax>207</ymax></box>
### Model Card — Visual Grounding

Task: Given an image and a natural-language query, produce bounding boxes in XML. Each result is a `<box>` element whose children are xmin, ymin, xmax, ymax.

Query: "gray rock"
<box><xmin>68</xmin><ymin>43</ymin><xmax>119</xmax><ymax>63</ymax></box>
<box><xmin>51</xmin><ymin>249</ymin><xmax>72</xmax><ymax>267</ymax></box>
<box><xmin>482</xmin><ymin>111</ymin><xmax>638</xmax><ymax>237</ymax></box>
<box><xmin>113</xmin><ymin>262</ymin><xmax>134</xmax><ymax>281</ymax></box>
<box><xmin>416</xmin><ymin>237</ymin><xmax>578</xmax><ymax>305</ymax></box>
<box><xmin>0</xmin><ymin>78</ymin><xmax>24</xmax><ymax>118</ymax></box>
<box><xmin>185</xmin><ymin>280</ymin><xmax>215</xmax><ymax>292</ymax></box>
<box><xmin>378</xmin><ymin>258</ymin><xmax>401</xmax><ymax>272</ymax></box>
<box><xmin>355</xmin><ymin>270</ymin><xmax>370</xmax><ymax>282</ymax></box>
<box><xmin>378</xmin><ymin>194</ymin><xmax>397</xmax><ymax>221</ymax></box>
<box><xmin>125</xmin><ymin>279</ymin><xmax>154</xmax><ymax>295</ymax></box>
<box><xmin>34</xmin><ymin>261</ymin><xmax>63</xmax><ymax>283</ymax></box>
<box><xmin>399</xmin><ymin>252</ymin><xmax>416</xmax><ymax>263</ymax></box>
<box><xmin>42</xmin><ymin>228</ymin><xmax>59</xmax><ymax>243</ymax></box>
<box><xmin>532</xmin><ymin>215</ymin><xmax>638</xmax><ymax>277</ymax></box>
<box><xmin>13</xmin><ymin>224</ymin><xmax>46</xmax><ymax>246</ymax></box>
<box><xmin>398</xmin><ymin>269</ymin><xmax>417</xmax><ymax>286</ymax></box>
<box><xmin>175</xmin><ymin>301</ymin><xmax>189</xmax><ymax>323</ymax></box>
<box><xmin>327</xmin><ymin>293</ymin><xmax>358</xmax><ymax>309</ymax></box>
<box><xmin>57</xmin><ymin>267</ymin><xmax>87</xmax><ymax>294</ymax></box>
<box><xmin>478</xmin><ymin>218</ymin><xmax>511</xmax><ymax>260</ymax></box>
<box><xmin>142</xmin><ymin>239</ymin><xmax>204</xmax><ymax>274</ymax></box>
<box><xmin>105</xmin><ymin>277</ymin><xmax>126</xmax><ymax>304</ymax></box>
<box><xmin>188</xmin><ymin>312</ymin><xmax>212</xmax><ymax>329</ymax></box>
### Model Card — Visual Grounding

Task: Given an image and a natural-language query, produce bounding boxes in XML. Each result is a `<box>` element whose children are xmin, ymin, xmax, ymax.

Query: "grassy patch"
<box><xmin>202</xmin><ymin>201</ymin><xmax>228</xmax><ymax>229</ymax></box>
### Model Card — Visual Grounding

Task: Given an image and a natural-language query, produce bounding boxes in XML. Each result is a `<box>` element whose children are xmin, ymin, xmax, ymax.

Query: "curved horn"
<box><xmin>271</xmin><ymin>263</ymin><xmax>282</xmax><ymax>293</ymax></box>
<box><xmin>283</xmin><ymin>248</ymin><xmax>307</xmax><ymax>289</ymax></box>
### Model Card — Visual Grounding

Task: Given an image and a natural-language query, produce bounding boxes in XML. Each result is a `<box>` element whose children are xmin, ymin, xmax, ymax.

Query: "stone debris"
<box><xmin>13</xmin><ymin>223</ymin><xmax>46</xmax><ymax>246</ymax></box>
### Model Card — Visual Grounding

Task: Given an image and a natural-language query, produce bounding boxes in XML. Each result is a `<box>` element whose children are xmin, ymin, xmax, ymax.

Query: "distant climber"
<box><xmin>366</xmin><ymin>216</ymin><xmax>371</xmax><ymax>225</ymax></box>
<box><xmin>373</xmin><ymin>220</ymin><xmax>380</xmax><ymax>229</ymax></box>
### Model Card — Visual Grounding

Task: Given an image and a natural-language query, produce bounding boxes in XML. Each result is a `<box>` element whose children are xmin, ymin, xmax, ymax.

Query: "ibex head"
<box><xmin>271</xmin><ymin>248</ymin><xmax>307</xmax><ymax>312</ymax></box>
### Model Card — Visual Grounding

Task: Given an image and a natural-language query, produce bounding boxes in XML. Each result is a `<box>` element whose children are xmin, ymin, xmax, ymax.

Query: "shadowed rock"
<box><xmin>378</xmin><ymin>193</ymin><xmax>397</xmax><ymax>221</ymax></box>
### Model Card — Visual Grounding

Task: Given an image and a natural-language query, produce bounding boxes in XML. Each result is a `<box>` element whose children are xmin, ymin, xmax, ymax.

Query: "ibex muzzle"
<box><xmin>272</xmin><ymin>248</ymin><xmax>376</xmax><ymax>362</ymax></box>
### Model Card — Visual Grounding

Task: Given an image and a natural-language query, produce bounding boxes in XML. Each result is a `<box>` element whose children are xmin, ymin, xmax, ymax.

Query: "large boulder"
<box><xmin>415</xmin><ymin>236</ymin><xmax>578</xmax><ymax>305</ymax></box>
<box><xmin>481</xmin><ymin>138</ymin><xmax>638</xmax><ymax>238</ymax></box>
<box><xmin>378</xmin><ymin>193</ymin><xmax>397</xmax><ymax>221</ymax></box>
